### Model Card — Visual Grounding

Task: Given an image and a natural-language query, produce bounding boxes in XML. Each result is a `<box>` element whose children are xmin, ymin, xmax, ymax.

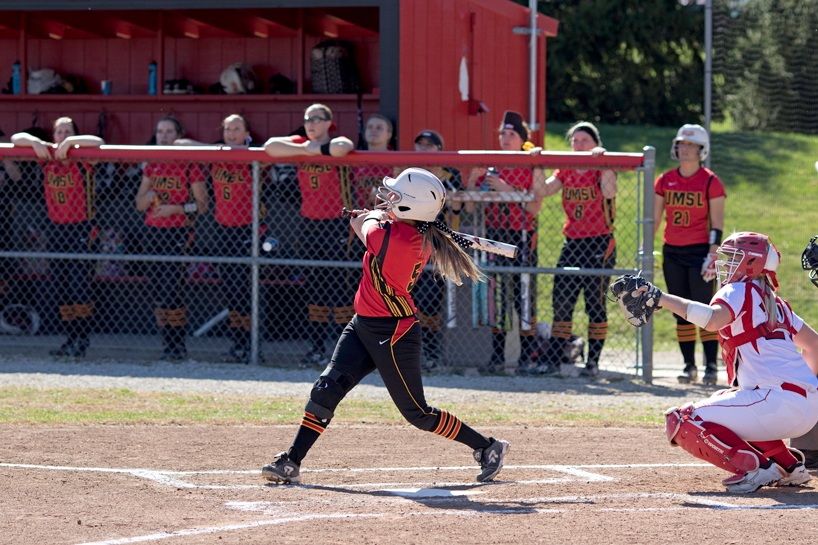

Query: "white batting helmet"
<box><xmin>376</xmin><ymin>168</ymin><xmax>446</xmax><ymax>222</ymax></box>
<box><xmin>670</xmin><ymin>123</ymin><xmax>709</xmax><ymax>162</ymax></box>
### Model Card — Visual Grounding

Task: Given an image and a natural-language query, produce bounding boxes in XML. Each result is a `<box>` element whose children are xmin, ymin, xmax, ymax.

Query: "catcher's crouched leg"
<box><xmin>664</xmin><ymin>404</ymin><xmax>762</xmax><ymax>479</ymax></box>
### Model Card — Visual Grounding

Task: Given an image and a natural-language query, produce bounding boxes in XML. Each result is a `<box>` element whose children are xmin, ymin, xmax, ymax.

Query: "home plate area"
<box><xmin>2</xmin><ymin>425</ymin><xmax>818</xmax><ymax>544</ymax></box>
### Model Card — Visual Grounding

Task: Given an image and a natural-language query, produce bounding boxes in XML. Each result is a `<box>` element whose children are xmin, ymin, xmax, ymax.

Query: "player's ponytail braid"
<box><xmin>417</xmin><ymin>220</ymin><xmax>484</xmax><ymax>285</ymax></box>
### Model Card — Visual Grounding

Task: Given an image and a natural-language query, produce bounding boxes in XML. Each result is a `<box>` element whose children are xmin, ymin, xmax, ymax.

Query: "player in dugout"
<box><xmin>263</xmin><ymin>104</ymin><xmax>354</xmax><ymax>368</ymax></box>
<box><xmin>11</xmin><ymin>117</ymin><xmax>104</xmax><ymax>357</ymax></box>
<box><xmin>612</xmin><ymin>232</ymin><xmax>818</xmax><ymax>493</ymax></box>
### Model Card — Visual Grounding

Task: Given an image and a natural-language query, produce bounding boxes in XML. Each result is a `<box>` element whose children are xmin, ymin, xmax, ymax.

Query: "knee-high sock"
<box><xmin>288</xmin><ymin>410</ymin><xmax>331</xmax><ymax>465</ymax></box>
<box><xmin>431</xmin><ymin>409</ymin><xmax>491</xmax><ymax>450</ymax></box>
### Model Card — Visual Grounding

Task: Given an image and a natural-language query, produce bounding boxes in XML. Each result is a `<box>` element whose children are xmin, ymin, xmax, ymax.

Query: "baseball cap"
<box><xmin>414</xmin><ymin>130</ymin><xmax>444</xmax><ymax>150</ymax></box>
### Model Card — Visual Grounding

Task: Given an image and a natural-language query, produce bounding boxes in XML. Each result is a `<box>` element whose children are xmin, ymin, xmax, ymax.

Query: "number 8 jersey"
<box><xmin>553</xmin><ymin>168</ymin><xmax>615</xmax><ymax>239</ymax></box>
<box><xmin>655</xmin><ymin>167</ymin><xmax>725</xmax><ymax>246</ymax></box>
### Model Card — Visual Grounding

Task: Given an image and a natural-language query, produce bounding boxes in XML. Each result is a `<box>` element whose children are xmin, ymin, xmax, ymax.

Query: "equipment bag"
<box><xmin>310</xmin><ymin>40</ymin><xmax>360</xmax><ymax>94</ymax></box>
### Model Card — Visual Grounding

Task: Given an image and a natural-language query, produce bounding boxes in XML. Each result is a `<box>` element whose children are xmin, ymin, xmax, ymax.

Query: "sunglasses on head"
<box><xmin>304</xmin><ymin>116</ymin><xmax>330</xmax><ymax>124</ymax></box>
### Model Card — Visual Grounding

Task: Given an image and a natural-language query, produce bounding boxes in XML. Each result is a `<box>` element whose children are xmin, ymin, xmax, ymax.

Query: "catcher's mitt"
<box><xmin>608</xmin><ymin>272</ymin><xmax>663</xmax><ymax>327</ymax></box>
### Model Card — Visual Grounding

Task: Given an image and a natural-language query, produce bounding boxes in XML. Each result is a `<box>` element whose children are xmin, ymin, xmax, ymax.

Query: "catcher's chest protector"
<box><xmin>311</xmin><ymin>40</ymin><xmax>360</xmax><ymax>94</ymax></box>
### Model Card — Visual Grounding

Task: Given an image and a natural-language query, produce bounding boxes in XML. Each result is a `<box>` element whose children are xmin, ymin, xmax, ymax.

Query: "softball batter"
<box><xmin>262</xmin><ymin>168</ymin><xmax>509</xmax><ymax>484</ymax></box>
<box><xmin>619</xmin><ymin>232</ymin><xmax>818</xmax><ymax>493</ymax></box>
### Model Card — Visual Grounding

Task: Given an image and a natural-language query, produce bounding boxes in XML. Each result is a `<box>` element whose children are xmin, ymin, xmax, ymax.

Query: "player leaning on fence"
<box><xmin>11</xmin><ymin>117</ymin><xmax>104</xmax><ymax>357</ymax></box>
<box><xmin>611</xmin><ymin>232</ymin><xmax>818</xmax><ymax>493</ymax></box>
<box><xmin>463</xmin><ymin>110</ymin><xmax>544</xmax><ymax>375</ymax></box>
<box><xmin>262</xmin><ymin>168</ymin><xmax>509</xmax><ymax>485</ymax></box>
<box><xmin>522</xmin><ymin>122</ymin><xmax>616</xmax><ymax>379</ymax></box>
<box><xmin>175</xmin><ymin>114</ymin><xmax>265</xmax><ymax>364</ymax></box>
<box><xmin>263</xmin><ymin>104</ymin><xmax>355</xmax><ymax>368</ymax></box>
<box><xmin>135</xmin><ymin>117</ymin><xmax>208</xmax><ymax>361</ymax></box>
<box><xmin>654</xmin><ymin>124</ymin><xmax>726</xmax><ymax>385</ymax></box>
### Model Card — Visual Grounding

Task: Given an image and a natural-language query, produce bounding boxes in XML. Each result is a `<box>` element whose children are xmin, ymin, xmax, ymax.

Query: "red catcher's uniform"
<box><xmin>477</xmin><ymin>167</ymin><xmax>535</xmax><ymax>230</ymax></box>
<box><xmin>291</xmin><ymin>136</ymin><xmax>352</xmax><ymax>219</ymax></box>
<box><xmin>353</xmin><ymin>164</ymin><xmax>392</xmax><ymax>208</ymax></box>
<box><xmin>552</xmin><ymin>168</ymin><xmax>615</xmax><ymax>239</ymax></box>
<box><xmin>655</xmin><ymin>167</ymin><xmax>726</xmax><ymax>246</ymax></box>
<box><xmin>355</xmin><ymin>219</ymin><xmax>429</xmax><ymax>319</ymax></box>
<box><xmin>143</xmin><ymin>162</ymin><xmax>206</xmax><ymax>228</ymax></box>
<box><xmin>211</xmin><ymin>162</ymin><xmax>263</xmax><ymax>227</ymax></box>
<box><xmin>43</xmin><ymin>162</ymin><xmax>95</xmax><ymax>224</ymax></box>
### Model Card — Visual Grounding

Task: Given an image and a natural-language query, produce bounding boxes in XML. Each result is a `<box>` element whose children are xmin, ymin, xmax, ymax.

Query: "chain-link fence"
<box><xmin>0</xmin><ymin>146</ymin><xmax>653</xmax><ymax>379</ymax></box>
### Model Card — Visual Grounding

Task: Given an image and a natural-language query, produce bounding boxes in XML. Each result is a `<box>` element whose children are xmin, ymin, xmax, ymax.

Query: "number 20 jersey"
<box><xmin>655</xmin><ymin>167</ymin><xmax>725</xmax><ymax>246</ymax></box>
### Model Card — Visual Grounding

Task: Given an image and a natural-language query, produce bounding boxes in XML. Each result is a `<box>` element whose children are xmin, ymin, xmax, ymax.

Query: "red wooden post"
<box><xmin>296</xmin><ymin>9</ymin><xmax>304</xmax><ymax>95</ymax></box>
<box><xmin>157</xmin><ymin>11</ymin><xmax>164</xmax><ymax>98</ymax></box>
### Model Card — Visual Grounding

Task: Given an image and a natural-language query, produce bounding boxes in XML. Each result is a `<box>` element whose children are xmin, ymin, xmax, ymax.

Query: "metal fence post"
<box><xmin>641</xmin><ymin>146</ymin><xmax>656</xmax><ymax>383</ymax></box>
<box><xmin>250</xmin><ymin>161</ymin><xmax>261</xmax><ymax>366</ymax></box>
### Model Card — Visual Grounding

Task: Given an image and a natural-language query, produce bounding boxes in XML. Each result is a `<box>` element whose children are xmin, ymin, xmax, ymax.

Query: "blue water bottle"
<box><xmin>12</xmin><ymin>61</ymin><xmax>21</xmax><ymax>95</ymax></box>
<box><xmin>148</xmin><ymin>62</ymin><xmax>157</xmax><ymax>95</ymax></box>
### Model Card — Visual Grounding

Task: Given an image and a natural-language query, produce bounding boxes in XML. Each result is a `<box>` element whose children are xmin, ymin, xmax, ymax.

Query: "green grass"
<box><xmin>541</xmin><ymin>122</ymin><xmax>818</xmax><ymax>349</ymax></box>
<box><xmin>0</xmin><ymin>386</ymin><xmax>663</xmax><ymax>426</ymax></box>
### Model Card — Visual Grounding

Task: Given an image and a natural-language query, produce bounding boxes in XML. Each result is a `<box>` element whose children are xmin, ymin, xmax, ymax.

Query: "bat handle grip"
<box><xmin>341</xmin><ymin>207</ymin><xmax>356</xmax><ymax>218</ymax></box>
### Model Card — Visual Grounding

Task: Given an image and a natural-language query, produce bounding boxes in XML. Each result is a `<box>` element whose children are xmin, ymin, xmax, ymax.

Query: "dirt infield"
<box><xmin>2</xmin><ymin>424</ymin><xmax>817</xmax><ymax>545</ymax></box>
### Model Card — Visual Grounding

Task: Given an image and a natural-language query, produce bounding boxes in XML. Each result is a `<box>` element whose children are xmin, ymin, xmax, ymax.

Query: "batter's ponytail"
<box><xmin>419</xmin><ymin>222</ymin><xmax>484</xmax><ymax>285</ymax></box>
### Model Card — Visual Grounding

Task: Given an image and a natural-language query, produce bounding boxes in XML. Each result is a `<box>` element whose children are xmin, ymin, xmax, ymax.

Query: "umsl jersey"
<box><xmin>553</xmin><ymin>168</ymin><xmax>615</xmax><ymax>239</ymax></box>
<box><xmin>355</xmin><ymin>220</ymin><xmax>430</xmax><ymax>318</ymax></box>
<box><xmin>211</xmin><ymin>162</ymin><xmax>265</xmax><ymax>226</ymax></box>
<box><xmin>42</xmin><ymin>161</ymin><xmax>95</xmax><ymax>224</ymax></box>
<box><xmin>712</xmin><ymin>280</ymin><xmax>818</xmax><ymax>391</ymax></box>
<box><xmin>477</xmin><ymin>167</ymin><xmax>535</xmax><ymax>230</ymax></box>
<box><xmin>143</xmin><ymin>162</ymin><xmax>206</xmax><ymax>228</ymax></box>
<box><xmin>352</xmin><ymin>164</ymin><xmax>392</xmax><ymax>208</ymax></box>
<box><xmin>291</xmin><ymin>136</ymin><xmax>352</xmax><ymax>219</ymax></box>
<box><xmin>655</xmin><ymin>167</ymin><xmax>725</xmax><ymax>246</ymax></box>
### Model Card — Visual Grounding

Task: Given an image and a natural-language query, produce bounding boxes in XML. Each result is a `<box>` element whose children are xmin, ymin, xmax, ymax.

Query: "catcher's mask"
<box><xmin>715</xmin><ymin>232</ymin><xmax>780</xmax><ymax>289</ymax></box>
<box><xmin>375</xmin><ymin>168</ymin><xmax>446</xmax><ymax>222</ymax></box>
<box><xmin>802</xmin><ymin>235</ymin><xmax>818</xmax><ymax>288</ymax></box>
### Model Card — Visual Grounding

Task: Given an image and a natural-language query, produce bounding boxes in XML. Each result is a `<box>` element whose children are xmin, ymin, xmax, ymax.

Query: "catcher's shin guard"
<box><xmin>665</xmin><ymin>404</ymin><xmax>761</xmax><ymax>476</ymax></box>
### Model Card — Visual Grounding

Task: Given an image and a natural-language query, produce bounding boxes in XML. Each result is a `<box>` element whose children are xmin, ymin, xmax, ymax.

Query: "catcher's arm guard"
<box><xmin>608</xmin><ymin>271</ymin><xmax>663</xmax><ymax>327</ymax></box>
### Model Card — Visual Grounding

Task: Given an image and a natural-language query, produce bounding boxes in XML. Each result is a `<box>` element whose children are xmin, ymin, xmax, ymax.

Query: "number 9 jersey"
<box><xmin>655</xmin><ymin>167</ymin><xmax>725</xmax><ymax>246</ymax></box>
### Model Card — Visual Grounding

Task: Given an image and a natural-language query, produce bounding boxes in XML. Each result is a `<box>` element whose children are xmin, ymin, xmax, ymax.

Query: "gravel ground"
<box><xmin>0</xmin><ymin>353</ymin><xmax>717</xmax><ymax>411</ymax></box>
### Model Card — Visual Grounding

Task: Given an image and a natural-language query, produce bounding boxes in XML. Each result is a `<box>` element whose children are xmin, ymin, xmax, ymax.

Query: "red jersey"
<box><xmin>211</xmin><ymin>162</ymin><xmax>260</xmax><ymax>226</ymax></box>
<box><xmin>553</xmin><ymin>169</ymin><xmax>615</xmax><ymax>239</ymax></box>
<box><xmin>352</xmin><ymin>164</ymin><xmax>392</xmax><ymax>208</ymax></box>
<box><xmin>143</xmin><ymin>162</ymin><xmax>206</xmax><ymax>228</ymax></box>
<box><xmin>291</xmin><ymin>136</ymin><xmax>353</xmax><ymax>220</ymax></box>
<box><xmin>43</xmin><ymin>161</ymin><xmax>95</xmax><ymax>224</ymax></box>
<box><xmin>655</xmin><ymin>167</ymin><xmax>726</xmax><ymax>246</ymax></box>
<box><xmin>476</xmin><ymin>167</ymin><xmax>535</xmax><ymax>230</ymax></box>
<box><xmin>355</xmin><ymin>220</ymin><xmax>429</xmax><ymax>318</ymax></box>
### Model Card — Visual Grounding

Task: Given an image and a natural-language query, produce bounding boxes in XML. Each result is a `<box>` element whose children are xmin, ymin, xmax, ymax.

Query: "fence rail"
<box><xmin>0</xmin><ymin>146</ymin><xmax>655</xmax><ymax>381</ymax></box>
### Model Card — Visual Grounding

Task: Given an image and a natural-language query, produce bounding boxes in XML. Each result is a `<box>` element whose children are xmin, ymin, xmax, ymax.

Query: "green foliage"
<box><xmin>520</xmin><ymin>0</ymin><xmax>705</xmax><ymax>125</ymax></box>
<box><xmin>713</xmin><ymin>0</ymin><xmax>818</xmax><ymax>133</ymax></box>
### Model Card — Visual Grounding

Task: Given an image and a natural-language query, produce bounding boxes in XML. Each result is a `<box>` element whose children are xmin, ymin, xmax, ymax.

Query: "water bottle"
<box><xmin>148</xmin><ymin>62</ymin><xmax>157</xmax><ymax>95</ymax></box>
<box><xmin>12</xmin><ymin>61</ymin><xmax>21</xmax><ymax>95</ymax></box>
<box><xmin>483</xmin><ymin>167</ymin><xmax>498</xmax><ymax>191</ymax></box>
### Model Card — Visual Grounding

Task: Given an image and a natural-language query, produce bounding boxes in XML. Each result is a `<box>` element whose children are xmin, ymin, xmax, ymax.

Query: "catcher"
<box><xmin>611</xmin><ymin>232</ymin><xmax>818</xmax><ymax>493</ymax></box>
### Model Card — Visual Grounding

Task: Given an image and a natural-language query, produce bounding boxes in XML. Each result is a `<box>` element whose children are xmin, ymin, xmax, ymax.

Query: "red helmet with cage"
<box><xmin>716</xmin><ymin>232</ymin><xmax>781</xmax><ymax>289</ymax></box>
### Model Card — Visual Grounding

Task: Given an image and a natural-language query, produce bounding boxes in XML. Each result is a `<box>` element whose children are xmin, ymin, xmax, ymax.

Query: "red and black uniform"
<box><xmin>210</xmin><ymin>161</ymin><xmax>265</xmax><ymax>349</ymax></box>
<box><xmin>42</xmin><ymin>161</ymin><xmax>97</xmax><ymax>342</ymax></box>
<box><xmin>655</xmin><ymin>167</ymin><xmax>726</xmax><ymax>367</ymax></box>
<box><xmin>142</xmin><ymin>161</ymin><xmax>206</xmax><ymax>348</ymax></box>
<box><xmin>283</xmin><ymin>218</ymin><xmax>493</xmax><ymax>465</ymax></box>
<box><xmin>475</xmin><ymin>167</ymin><xmax>539</xmax><ymax>367</ymax></box>
<box><xmin>546</xmin><ymin>168</ymin><xmax>617</xmax><ymax>367</ymax></box>
<box><xmin>290</xmin><ymin>136</ymin><xmax>356</xmax><ymax>356</ymax></box>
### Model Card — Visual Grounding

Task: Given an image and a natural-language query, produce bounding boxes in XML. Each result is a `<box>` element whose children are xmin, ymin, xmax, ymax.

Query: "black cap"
<box><xmin>414</xmin><ymin>130</ymin><xmax>444</xmax><ymax>150</ymax></box>
<box><xmin>500</xmin><ymin>110</ymin><xmax>528</xmax><ymax>142</ymax></box>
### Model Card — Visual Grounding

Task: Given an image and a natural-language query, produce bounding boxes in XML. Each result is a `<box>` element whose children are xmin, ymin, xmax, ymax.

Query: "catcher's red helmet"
<box><xmin>716</xmin><ymin>232</ymin><xmax>780</xmax><ymax>288</ymax></box>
